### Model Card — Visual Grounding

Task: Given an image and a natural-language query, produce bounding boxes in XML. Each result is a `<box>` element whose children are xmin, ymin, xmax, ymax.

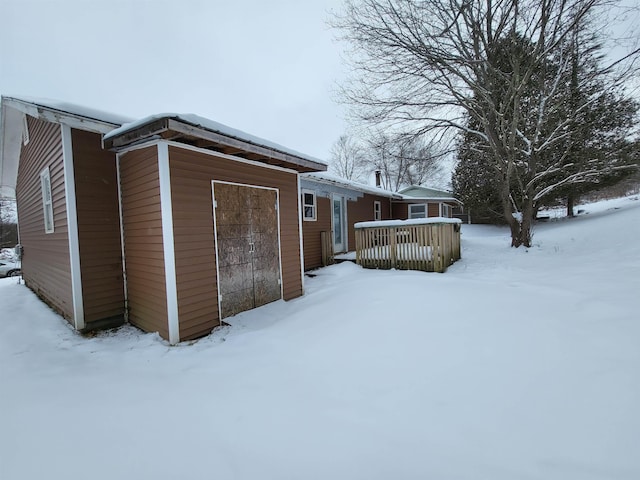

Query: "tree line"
<box><xmin>331</xmin><ymin>0</ymin><xmax>640</xmax><ymax>247</ymax></box>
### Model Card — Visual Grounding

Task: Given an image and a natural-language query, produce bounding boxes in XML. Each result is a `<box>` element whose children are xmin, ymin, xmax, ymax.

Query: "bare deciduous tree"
<box><xmin>333</xmin><ymin>0</ymin><xmax>640</xmax><ymax>246</ymax></box>
<box><xmin>367</xmin><ymin>132</ymin><xmax>442</xmax><ymax>191</ymax></box>
<box><xmin>329</xmin><ymin>134</ymin><xmax>368</xmax><ymax>181</ymax></box>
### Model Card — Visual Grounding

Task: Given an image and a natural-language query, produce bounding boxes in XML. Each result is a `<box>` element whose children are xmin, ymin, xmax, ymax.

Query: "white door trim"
<box><xmin>331</xmin><ymin>194</ymin><xmax>347</xmax><ymax>253</ymax></box>
<box><xmin>211</xmin><ymin>180</ymin><xmax>283</xmax><ymax>319</ymax></box>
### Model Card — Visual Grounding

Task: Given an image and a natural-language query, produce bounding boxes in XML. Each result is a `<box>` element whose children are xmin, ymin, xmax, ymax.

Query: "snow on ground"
<box><xmin>1</xmin><ymin>196</ymin><xmax>639</xmax><ymax>480</ymax></box>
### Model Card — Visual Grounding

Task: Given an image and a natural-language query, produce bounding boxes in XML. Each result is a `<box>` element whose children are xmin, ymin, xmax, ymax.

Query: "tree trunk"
<box><xmin>566</xmin><ymin>194</ymin><xmax>575</xmax><ymax>217</ymax></box>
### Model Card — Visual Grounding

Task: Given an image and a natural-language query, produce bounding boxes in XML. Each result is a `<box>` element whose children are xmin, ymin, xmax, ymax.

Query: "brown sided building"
<box><xmin>299</xmin><ymin>172</ymin><xmax>400</xmax><ymax>270</ymax></box>
<box><xmin>0</xmin><ymin>97</ymin><xmax>131</xmax><ymax>332</ymax></box>
<box><xmin>0</xmin><ymin>97</ymin><xmax>326</xmax><ymax>344</ymax></box>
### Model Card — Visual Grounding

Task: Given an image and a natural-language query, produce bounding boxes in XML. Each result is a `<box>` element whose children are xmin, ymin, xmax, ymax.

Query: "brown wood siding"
<box><xmin>428</xmin><ymin>203</ymin><xmax>439</xmax><ymax>217</ymax></box>
<box><xmin>71</xmin><ymin>129</ymin><xmax>125</xmax><ymax>325</ymax></box>
<box><xmin>118</xmin><ymin>147</ymin><xmax>169</xmax><ymax>339</ymax></box>
<box><xmin>15</xmin><ymin>116</ymin><xmax>73</xmax><ymax>322</ymax></box>
<box><xmin>346</xmin><ymin>194</ymin><xmax>392</xmax><ymax>251</ymax></box>
<box><xmin>168</xmin><ymin>146</ymin><xmax>303</xmax><ymax>340</ymax></box>
<box><xmin>392</xmin><ymin>202</ymin><xmax>408</xmax><ymax>220</ymax></box>
<box><xmin>301</xmin><ymin>196</ymin><xmax>331</xmax><ymax>270</ymax></box>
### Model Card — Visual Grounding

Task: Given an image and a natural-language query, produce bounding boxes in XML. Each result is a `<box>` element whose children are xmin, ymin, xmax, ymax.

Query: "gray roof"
<box><xmin>301</xmin><ymin>172</ymin><xmax>401</xmax><ymax>199</ymax></box>
<box><xmin>398</xmin><ymin>185</ymin><xmax>461</xmax><ymax>204</ymax></box>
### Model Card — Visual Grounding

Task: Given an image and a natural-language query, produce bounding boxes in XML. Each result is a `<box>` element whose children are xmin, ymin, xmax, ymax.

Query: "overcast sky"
<box><xmin>0</xmin><ymin>0</ymin><xmax>347</xmax><ymax>161</ymax></box>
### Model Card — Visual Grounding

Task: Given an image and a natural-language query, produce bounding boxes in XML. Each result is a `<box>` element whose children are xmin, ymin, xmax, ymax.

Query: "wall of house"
<box><xmin>168</xmin><ymin>146</ymin><xmax>303</xmax><ymax>340</ymax></box>
<box><xmin>118</xmin><ymin>146</ymin><xmax>169</xmax><ymax>339</ymax></box>
<box><xmin>16</xmin><ymin>116</ymin><xmax>74</xmax><ymax>322</ymax></box>
<box><xmin>428</xmin><ymin>203</ymin><xmax>440</xmax><ymax>217</ymax></box>
<box><xmin>392</xmin><ymin>201</ymin><xmax>454</xmax><ymax>219</ymax></box>
<box><xmin>392</xmin><ymin>202</ymin><xmax>408</xmax><ymax>219</ymax></box>
<box><xmin>346</xmin><ymin>194</ymin><xmax>392</xmax><ymax>251</ymax></box>
<box><xmin>71</xmin><ymin>128</ymin><xmax>125</xmax><ymax>328</ymax></box>
<box><xmin>301</xmin><ymin>196</ymin><xmax>331</xmax><ymax>270</ymax></box>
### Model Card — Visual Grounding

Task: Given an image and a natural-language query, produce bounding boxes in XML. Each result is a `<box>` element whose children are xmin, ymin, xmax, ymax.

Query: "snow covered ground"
<box><xmin>1</xmin><ymin>196</ymin><xmax>639</xmax><ymax>480</ymax></box>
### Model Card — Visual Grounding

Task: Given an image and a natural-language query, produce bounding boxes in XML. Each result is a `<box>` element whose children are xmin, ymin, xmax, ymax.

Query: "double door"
<box><xmin>213</xmin><ymin>182</ymin><xmax>281</xmax><ymax>318</ymax></box>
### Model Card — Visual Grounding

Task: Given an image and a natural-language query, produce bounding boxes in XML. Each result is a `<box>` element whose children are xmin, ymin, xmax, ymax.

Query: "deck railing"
<box><xmin>354</xmin><ymin>219</ymin><xmax>461</xmax><ymax>273</ymax></box>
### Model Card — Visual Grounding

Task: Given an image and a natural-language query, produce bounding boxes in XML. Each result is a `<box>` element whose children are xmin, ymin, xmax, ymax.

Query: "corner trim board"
<box><xmin>115</xmin><ymin>153</ymin><xmax>128</xmax><ymax>322</ymax></box>
<box><xmin>157</xmin><ymin>142</ymin><xmax>180</xmax><ymax>344</ymax></box>
<box><xmin>61</xmin><ymin>125</ymin><xmax>85</xmax><ymax>330</ymax></box>
<box><xmin>297</xmin><ymin>174</ymin><xmax>305</xmax><ymax>291</ymax></box>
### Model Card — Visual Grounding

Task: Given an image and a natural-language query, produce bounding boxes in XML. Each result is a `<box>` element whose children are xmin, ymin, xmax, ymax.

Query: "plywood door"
<box><xmin>214</xmin><ymin>182</ymin><xmax>281</xmax><ymax>318</ymax></box>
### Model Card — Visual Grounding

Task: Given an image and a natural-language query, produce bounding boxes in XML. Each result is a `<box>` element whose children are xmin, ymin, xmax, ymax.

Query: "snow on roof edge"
<box><xmin>105</xmin><ymin>113</ymin><xmax>328</xmax><ymax>166</ymax></box>
<box><xmin>301</xmin><ymin>171</ymin><xmax>401</xmax><ymax>198</ymax></box>
<box><xmin>3</xmin><ymin>95</ymin><xmax>133</xmax><ymax>126</ymax></box>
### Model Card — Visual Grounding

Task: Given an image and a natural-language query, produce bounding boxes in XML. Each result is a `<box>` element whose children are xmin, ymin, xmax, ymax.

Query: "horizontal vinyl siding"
<box><xmin>428</xmin><ymin>203</ymin><xmax>439</xmax><ymax>217</ymax></box>
<box><xmin>347</xmin><ymin>194</ymin><xmax>392</xmax><ymax>251</ymax></box>
<box><xmin>119</xmin><ymin>147</ymin><xmax>169</xmax><ymax>339</ymax></box>
<box><xmin>301</xmin><ymin>196</ymin><xmax>331</xmax><ymax>270</ymax></box>
<box><xmin>15</xmin><ymin>116</ymin><xmax>73</xmax><ymax>321</ymax></box>
<box><xmin>392</xmin><ymin>203</ymin><xmax>408</xmax><ymax>220</ymax></box>
<box><xmin>72</xmin><ymin>128</ymin><xmax>125</xmax><ymax>325</ymax></box>
<box><xmin>169</xmin><ymin>146</ymin><xmax>303</xmax><ymax>340</ymax></box>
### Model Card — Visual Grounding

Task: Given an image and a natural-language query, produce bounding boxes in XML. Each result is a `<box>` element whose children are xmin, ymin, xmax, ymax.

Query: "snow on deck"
<box><xmin>355</xmin><ymin>217</ymin><xmax>462</xmax><ymax>228</ymax></box>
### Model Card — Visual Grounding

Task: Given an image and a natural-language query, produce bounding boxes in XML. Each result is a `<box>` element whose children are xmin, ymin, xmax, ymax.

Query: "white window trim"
<box><xmin>40</xmin><ymin>167</ymin><xmax>54</xmax><ymax>233</ymax></box>
<box><xmin>440</xmin><ymin>203</ymin><xmax>451</xmax><ymax>218</ymax></box>
<box><xmin>408</xmin><ymin>203</ymin><xmax>427</xmax><ymax>219</ymax></box>
<box><xmin>374</xmin><ymin>200</ymin><xmax>382</xmax><ymax>221</ymax></box>
<box><xmin>302</xmin><ymin>189</ymin><xmax>317</xmax><ymax>221</ymax></box>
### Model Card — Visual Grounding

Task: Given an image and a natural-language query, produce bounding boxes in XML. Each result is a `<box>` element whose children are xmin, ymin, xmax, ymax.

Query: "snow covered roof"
<box><xmin>0</xmin><ymin>96</ymin><xmax>132</xmax><ymax>197</ymax></box>
<box><xmin>301</xmin><ymin>171</ymin><xmax>401</xmax><ymax>198</ymax></box>
<box><xmin>397</xmin><ymin>185</ymin><xmax>461</xmax><ymax>204</ymax></box>
<box><xmin>1</xmin><ymin>96</ymin><xmax>133</xmax><ymax>129</ymax></box>
<box><xmin>104</xmin><ymin>113</ymin><xmax>328</xmax><ymax>173</ymax></box>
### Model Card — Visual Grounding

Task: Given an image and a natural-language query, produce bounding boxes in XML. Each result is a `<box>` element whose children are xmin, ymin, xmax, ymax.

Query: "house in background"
<box><xmin>300</xmin><ymin>172</ymin><xmax>400</xmax><ymax>270</ymax></box>
<box><xmin>0</xmin><ymin>96</ymin><xmax>326</xmax><ymax>344</ymax></box>
<box><xmin>392</xmin><ymin>185</ymin><xmax>464</xmax><ymax>221</ymax></box>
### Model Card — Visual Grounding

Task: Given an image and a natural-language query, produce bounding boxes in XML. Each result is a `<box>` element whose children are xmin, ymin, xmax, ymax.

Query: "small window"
<box><xmin>374</xmin><ymin>201</ymin><xmax>381</xmax><ymax>221</ymax></box>
<box><xmin>40</xmin><ymin>167</ymin><xmax>54</xmax><ymax>233</ymax></box>
<box><xmin>441</xmin><ymin>203</ymin><xmax>452</xmax><ymax>218</ymax></box>
<box><xmin>302</xmin><ymin>190</ymin><xmax>316</xmax><ymax>221</ymax></box>
<box><xmin>408</xmin><ymin>204</ymin><xmax>426</xmax><ymax>219</ymax></box>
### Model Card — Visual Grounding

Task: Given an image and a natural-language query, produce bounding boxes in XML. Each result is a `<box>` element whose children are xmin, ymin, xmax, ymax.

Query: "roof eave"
<box><xmin>302</xmin><ymin>174</ymin><xmax>402</xmax><ymax>199</ymax></box>
<box><xmin>2</xmin><ymin>96</ymin><xmax>121</xmax><ymax>135</ymax></box>
<box><xmin>104</xmin><ymin>117</ymin><xmax>327</xmax><ymax>173</ymax></box>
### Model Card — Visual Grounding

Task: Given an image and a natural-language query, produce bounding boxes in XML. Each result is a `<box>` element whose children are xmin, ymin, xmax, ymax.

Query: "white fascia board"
<box><xmin>157</xmin><ymin>142</ymin><xmax>180</xmax><ymax>344</ymax></box>
<box><xmin>61</xmin><ymin>125</ymin><xmax>85</xmax><ymax>330</ymax></box>
<box><xmin>2</xmin><ymin>97</ymin><xmax>120</xmax><ymax>135</ymax></box>
<box><xmin>0</xmin><ymin>103</ymin><xmax>25</xmax><ymax>197</ymax></box>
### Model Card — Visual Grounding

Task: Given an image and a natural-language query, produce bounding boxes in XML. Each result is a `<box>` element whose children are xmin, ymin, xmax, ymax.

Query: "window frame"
<box><xmin>40</xmin><ymin>166</ymin><xmax>54</xmax><ymax>234</ymax></box>
<box><xmin>441</xmin><ymin>203</ymin><xmax>452</xmax><ymax>218</ymax></box>
<box><xmin>302</xmin><ymin>189</ymin><xmax>317</xmax><ymax>221</ymax></box>
<box><xmin>408</xmin><ymin>203</ymin><xmax>427</xmax><ymax>219</ymax></box>
<box><xmin>373</xmin><ymin>200</ymin><xmax>382</xmax><ymax>221</ymax></box>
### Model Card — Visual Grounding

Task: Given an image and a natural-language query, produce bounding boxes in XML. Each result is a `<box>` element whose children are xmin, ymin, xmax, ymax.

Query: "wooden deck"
<box><xmin>354</xmin><ymin>220</ymin><xmax>461</xmax><ymax>273</ymax></box>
